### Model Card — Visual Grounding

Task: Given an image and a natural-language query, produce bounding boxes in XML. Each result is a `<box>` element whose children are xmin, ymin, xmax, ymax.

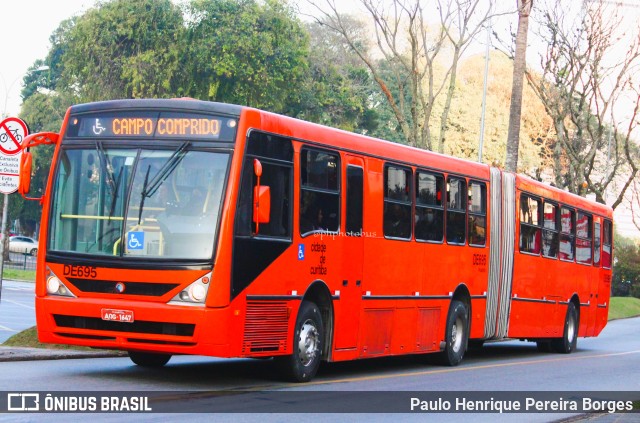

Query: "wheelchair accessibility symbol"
<box><xmin>297</xmin><ymin>244</ymin><xmax>305</xmax><ymax>260</ymax></box>
<box><xmin>128</xmin><ymin>232</ymin><xmax>144</xmax><ymax>250</ymax></box>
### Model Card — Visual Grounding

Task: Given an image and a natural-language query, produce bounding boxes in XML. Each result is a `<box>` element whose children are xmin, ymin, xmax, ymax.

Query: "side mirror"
<box><xmin>252</xmin><ymin>159</ymin><xmax>270</xmax><ymax>233</ymax></box>
<box><xmin>253</xmin><ymin>185</ymin><xmax>271</xmax><ymax>224</ymax></box>
<box><xmin>18</xmin><ymin>151</ymin><xmax>33</xmax><ymax>196</ymax></box>
<box><xmin>17</xmin><ymin>132</ymin><xmax>59</xmax><ymax>202</ymax></box>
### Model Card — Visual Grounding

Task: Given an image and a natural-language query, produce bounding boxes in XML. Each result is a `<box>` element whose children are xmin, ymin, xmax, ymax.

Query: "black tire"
<box><xmin>276</xmin><ymin>301</ymin><xmax>323</xmax><ymax>382</ymax></box>
<box><xmin>437</xmin><ymin>300</ymin><xmax>469</xmax><ymax>366</ymax></box>
<box><xmin>552</xmin><ymin>302</ymin><xmax>579</xmax><ymax>354</ymax></box>
<box><xmin>30</xmin><ymin>248</ymin><xmax>37</xmax><ymax>257</ymax></box>
<box><xmin>128</xmin><ymin>351</ymin><xmax>172</xmax><ymax>368</ymax></box>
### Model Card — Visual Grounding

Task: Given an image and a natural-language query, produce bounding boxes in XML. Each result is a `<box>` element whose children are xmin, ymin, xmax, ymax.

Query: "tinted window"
<box><xmin>519</xmin><ymin>195</ymin><xmax>541</xmax><ymax>254</ymax></box>
<box><xmin>446</xmin><ymin>177</ymin><xmax>466</xmax><ymax>244</ymax></box>
<box><xmin>346</xmin><ymin>166</ymin><xmax>363</xmax><ymax>235</ymax></box>
<box><xmin>468</xmin><ymin>182</ymin><xmax>486</xmax><ymax>246</ymax></box>
<box><xmin>416</xmin><ymin>171</ymin><xmax>444</xmax><ymax>242</ymax></box>
<box><xmin>300</xmin><ymin>148</ymin><xmax>340</xmax><ymax>235</ymax></box>
<box><xmin>576</xmin><ymin>212</ymin><xmax>593</xmax><ymax>264</ymax></box>
<box><xmin>384</xmin><ymin>165</ymin><xmax>412</xmax><ymax>239</ymax></box>
<box><xmin>559</xmin><ymin>207</ymin><xmax>575</xmax><ymax>261</ymax></box>
<box><xmin>542</xmin><ymin>202</ymin><xmax>559</xmax><ymax>258</ymax></box>
<box><xmin>602</xmin><ymin>219</ymin><xmax>612</xmax><ymax>268</ymax></box>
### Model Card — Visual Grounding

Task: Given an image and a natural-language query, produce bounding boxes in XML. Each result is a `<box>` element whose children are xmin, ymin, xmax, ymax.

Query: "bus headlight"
<box><xmin>189</xmin><ymin>284</ymin><xmax>207</xmax><ymax>302</ymax></box>
<box><xmin>169</xmin><ymin>272</ymin><xmax>211</xmax><ymax>306</ymax></box>
<box><xmin>46</xmin><ymin>274</ymin><xmax>75</xmax><ymax>297</ymax></box>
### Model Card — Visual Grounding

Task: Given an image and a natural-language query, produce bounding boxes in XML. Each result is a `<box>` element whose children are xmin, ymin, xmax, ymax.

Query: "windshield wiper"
<box><xmin>137</xmin><ymin>165</ymin><xmax>151</xmax><ymax>225</ymax></box>
<box><xmin>95</xmin><ymin>142</ymin><xmax>117</xmax><ymax>194</ymax></box>
<box><xmin>137</xmin><ymin>142</ymin><xmax>189</xmax><ymax>224</ymax></box>
<box><xmin>144</xmin><ymin>142</ymin><xmax>189</xmax><ymax>197</ymax></box>
<box><xmin>108</xmin><ymin>169</ymin><xmax>123</xmax><ymax>223</ymax></box>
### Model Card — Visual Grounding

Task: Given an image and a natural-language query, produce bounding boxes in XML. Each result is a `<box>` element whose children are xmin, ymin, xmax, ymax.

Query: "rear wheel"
<box><xmin>552</xmin><ymin>302</ymin><xmax>578</xmax><ymax>354</ymax></box>
<box><xmin>276</xmin><ymin>301</ymin><xmax>323</xmax><ymax>382</ymax></box>
<box><xmin>128</xmin><ymin>351</ymin><xmax>172</xmax><ymax>367</ymax></box>
<box><xmin>437</xmin><ymin>300</ymin><xmax>469</xmax><ymax>366</ymax></box>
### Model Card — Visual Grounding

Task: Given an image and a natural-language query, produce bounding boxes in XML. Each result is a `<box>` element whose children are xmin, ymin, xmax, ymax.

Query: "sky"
<box><xmin>0</xmin><ymin>0</ymin><xmax>97</xmax><ymax>117</ymax></box>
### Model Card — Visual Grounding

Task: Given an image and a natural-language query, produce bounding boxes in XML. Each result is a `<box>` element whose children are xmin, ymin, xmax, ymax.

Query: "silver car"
<box><xmin>9</xmin><ymin>236</ymin><xmax>38</xmax><ymax>256</ymax></box>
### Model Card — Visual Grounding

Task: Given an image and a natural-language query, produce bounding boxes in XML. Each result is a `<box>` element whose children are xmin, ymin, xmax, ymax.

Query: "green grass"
<box><xmin>2</xmin><ymin>326</ymin><xmax>95</xmax><ymax>350</ymax></box>
<box><xmin>5</xmin><ymin>296</ymin><xmax>640</xmax><ymax>349</ymax></box>
<box><xmin>3</xmin><ymin>268</ymin><xmax>35</xmax><ymax>282</ymax></box>
<box><xmin>608</xmin><ymin>297</ymin><xmax>640</xmax><ymax>320</ymax></box>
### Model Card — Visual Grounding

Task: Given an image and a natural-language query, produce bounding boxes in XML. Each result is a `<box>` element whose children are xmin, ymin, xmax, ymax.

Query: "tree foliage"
<box><xmin>289</xmin><ymin>19</ymin><xmax>379</xmax><ymax>133</ymax></box>
<box><xmin>526</xmin><ymin>0</ymin><xmax>640</xmax><ymax>207</ymax></box>
<box><xmin>306</xmin><ymin>0</ymin><xmax>499</xmax><ymax>153</ymax></box>
<box><xmin>184</xmin><ymin>0</ymin><xmax>309</xmax><ymax>111</ymax></box>
<box><xmin>55</xmin><ymin>0</ymin><xmax>185</xmax><ymax>101</ymax></box>
<box><xmin>612</xmin><ymin>235</ymin><xmax>640</xmax><ymax>298</ymax></box>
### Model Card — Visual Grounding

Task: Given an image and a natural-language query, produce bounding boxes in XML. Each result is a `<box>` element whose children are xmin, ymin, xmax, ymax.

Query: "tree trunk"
<box><xmin>505</xmin><ymin>0</ymin><xmax>532</xmax><ymax>173</ymax></box>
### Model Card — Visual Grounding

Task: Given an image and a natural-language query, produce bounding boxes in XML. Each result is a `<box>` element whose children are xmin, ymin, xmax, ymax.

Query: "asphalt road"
<box><xmin>0</xmin><ymin>280</ymin><xmax>35</xmax><ymax>343</ymax></box>
<box><xmin>0</xmin><ymin>317</ymin><xmax>637</xmax><ymax>422</ymax></box>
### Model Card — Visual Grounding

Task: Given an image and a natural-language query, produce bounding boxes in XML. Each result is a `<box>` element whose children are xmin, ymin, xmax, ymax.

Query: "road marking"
<box><xmin>295</xmin><ymin>349</ymin><xmax>640</xmax><ymax>387</ymax></box>
<box><xmin>2</xmin><ymin>299</ymin><xmax>35</xmax><ymax>310</ymax></box>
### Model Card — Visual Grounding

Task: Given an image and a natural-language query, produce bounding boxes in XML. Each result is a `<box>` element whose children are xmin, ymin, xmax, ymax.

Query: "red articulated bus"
<box><xmin>19</xmin><ymin>99</ymin><xmax>613</xmax><ymax>382</ymax></box>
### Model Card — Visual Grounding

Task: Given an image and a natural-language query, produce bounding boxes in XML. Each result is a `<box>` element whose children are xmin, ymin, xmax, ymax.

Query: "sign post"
<box><xmin>0</xmin><ymin>117</ymin><xmax>28</xmax><ymax>302</ymax></box>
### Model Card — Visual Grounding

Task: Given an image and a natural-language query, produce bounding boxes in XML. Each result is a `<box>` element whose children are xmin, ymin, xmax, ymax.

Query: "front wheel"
<box><xmin>276</xmin><ymin>301</ymin><xmax>323</xmax><ymax>382</ymax></box>
<box><xmin>30</xmin><ymin>248</ymin><xmax>37</xmax><ymax>257</ymax></box>
<box><xmin>128</xmin><ymin>351</ymin><xmax>172</xmax><ymax>368</ymax></box>
<box><xmin>437</xmin><ymin>300</ymin><xmax>469</xmax><ymax>366</ymax></box>
<box><xmin>552</xmin><ymin>302</ymin><xmax>578</xmax><ymax>354</ymax></box>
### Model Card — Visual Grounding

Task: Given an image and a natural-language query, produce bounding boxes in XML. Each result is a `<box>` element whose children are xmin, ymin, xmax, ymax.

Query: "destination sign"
<box><xmin>65</xmin><ymin>111</ymin><xmax>237</xmax><ymax>141</ymax></box>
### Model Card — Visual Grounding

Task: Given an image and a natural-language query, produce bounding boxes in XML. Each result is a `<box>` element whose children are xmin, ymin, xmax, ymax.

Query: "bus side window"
<box><xmin>235</xmin><ymin>132</ymin><xmax>293</xmax><ymax>238</ymax></box>
<box><xmin>593</xmin><ymin>221</ymin><xmax>601</xmax><ymax>267</ymax></box>
<box><xmin>576</xmin><ymin>212</ymin><xmax>593</xmax><ymax>264</ymax></box>
<box><xmin>468</xmin><ymin>181</ymin><xmax>486</xmax><ymax>246</ymax></box>
<box><xmin>415</xmin><ymin>171</ymin><xmax>444</xmax><ymax>242</ymax></box>
<box><xmin>559</xmin><ymin>206</ymin><xmax>576</xmax><ymax>261</ymax></box>
<box><xmin>542</xmin><ymin>201</ymin><xmax>559</xmax><ymax>258</ymax></box>
<box><xmin>602</xmin><ymin>219</ymin><xmax>612</xmax><ymax>268</ymax></box>
<box><xmin>519</xmin><ymin>195</ymin><xmax>541</xmax><ymax>254</ymax></box>
<box><xmin>383</xmin><ymin>165</ymin><xmax>412</xmax><ymax>240</ymax></box>
<box><xmin>346</xmin><ymin>166</ymin><xmax>364</xmax><ymax>235</ymax></box>
<box><xmin>446</xmin><ymin>177</ymin><xmax>467</xmax><ymax>245</ymax></box>
<box><xmin>299</xmin><ymin>148</ymin><xmax>340</xmax><ymax>235</ymax></box>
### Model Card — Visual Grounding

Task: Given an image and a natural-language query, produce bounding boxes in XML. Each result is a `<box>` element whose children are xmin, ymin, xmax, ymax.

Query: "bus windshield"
<box><xmin>48</xmin><ymin>143</ymin><xmax>229</xmax><ymax>260</ymax></box>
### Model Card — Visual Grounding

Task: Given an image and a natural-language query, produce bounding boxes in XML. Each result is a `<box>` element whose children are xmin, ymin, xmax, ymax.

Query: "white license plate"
<box><xmin>101</xmin><ymin>308</ymin><xmax>134</xmax><ymax>323</ymax></box>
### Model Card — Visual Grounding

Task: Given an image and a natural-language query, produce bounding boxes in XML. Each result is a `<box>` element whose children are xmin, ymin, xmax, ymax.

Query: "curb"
<box><xmin>0</xmin><ymin>346</ymin><xmax>126</xmax><ymax>362</ymax></box>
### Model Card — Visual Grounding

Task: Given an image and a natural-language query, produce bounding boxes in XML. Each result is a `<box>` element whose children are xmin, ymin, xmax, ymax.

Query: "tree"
<box><xmin>288</xmin><ymin>19</ymin><xmax>380</xmax><ymax>134</ymax></box>
<box><xmin>526</xmin><ymin>0</ymin><xmax>640</xmax><ymax>207</ymax></box>
<box><xmin>55</xmin><ymin>0</ymin><xmax>185</xmax><ymax>101</ymax></box>
<box><xmin>612</xmin><ymin>234</ymin><xmax>640</xmax><ymax>298</ymax></box>
<box><xmin>183</xmin><ymin>0</ymin><xmax>309</xmax><ymax>112</ymax></box>
<box><xmin>307</xmin><ymin>0</ymin><xmax>498</xmax><ymax>152</ymax></box>
<box><xmin>505</xmin><ymin>0</ymin><xmax>532</xmax><ymax>172</ymax></box>
<box><xmin>446</xmin><ymin>52</ymin><xmax>551</xmax><ymax>169</ymax></box>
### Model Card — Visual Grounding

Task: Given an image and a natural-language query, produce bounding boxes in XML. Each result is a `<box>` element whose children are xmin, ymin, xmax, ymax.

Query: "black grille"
<box><xmin>53</xmin><ymin>315</ymin><xmax>195</xmax><ymax>336</ymax></box>
<box><xmin>67</xmin><ymin>279</ymin><xmax>179</xmax><ymax>296</ymax></box>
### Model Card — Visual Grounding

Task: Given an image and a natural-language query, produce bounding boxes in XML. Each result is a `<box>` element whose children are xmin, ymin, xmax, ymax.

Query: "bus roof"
<box><xmin>69</xmin><ymin>98</ymin><xmax>244</xmax><ymax>117</ymax></box>
<box><xmin>244</xmin><ymin>107</ymin><xmax>491</xmax><ymax>181</ymax></box>
<box><xmin>516</xmin><ymin>173</ymin><xmax>612</xmax><ymax>217</ymax></box>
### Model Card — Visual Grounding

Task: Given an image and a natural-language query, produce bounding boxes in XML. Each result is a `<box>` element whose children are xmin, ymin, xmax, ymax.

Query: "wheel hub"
<box><xmin>298</xmin><ymin>319</ymin><xmax>319</xmax><ymax>367</ymax></box>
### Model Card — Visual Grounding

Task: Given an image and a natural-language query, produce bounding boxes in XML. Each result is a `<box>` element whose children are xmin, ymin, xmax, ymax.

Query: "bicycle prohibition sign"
<box><xmin>0</xmin><ymin>117</ymin><xmax>29</xmax><ymax>156</ymax></box>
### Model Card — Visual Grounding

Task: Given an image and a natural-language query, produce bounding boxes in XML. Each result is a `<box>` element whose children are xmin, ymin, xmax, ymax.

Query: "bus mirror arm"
<box><xmin>18</xmin><ymin>132</ymin><xmax>59</xmax><ymax>203</ymax></box>
<box><xmin>253</xmin><ymin>159</ymin><xmax>271</xmax><ymax>233</ymax></box>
